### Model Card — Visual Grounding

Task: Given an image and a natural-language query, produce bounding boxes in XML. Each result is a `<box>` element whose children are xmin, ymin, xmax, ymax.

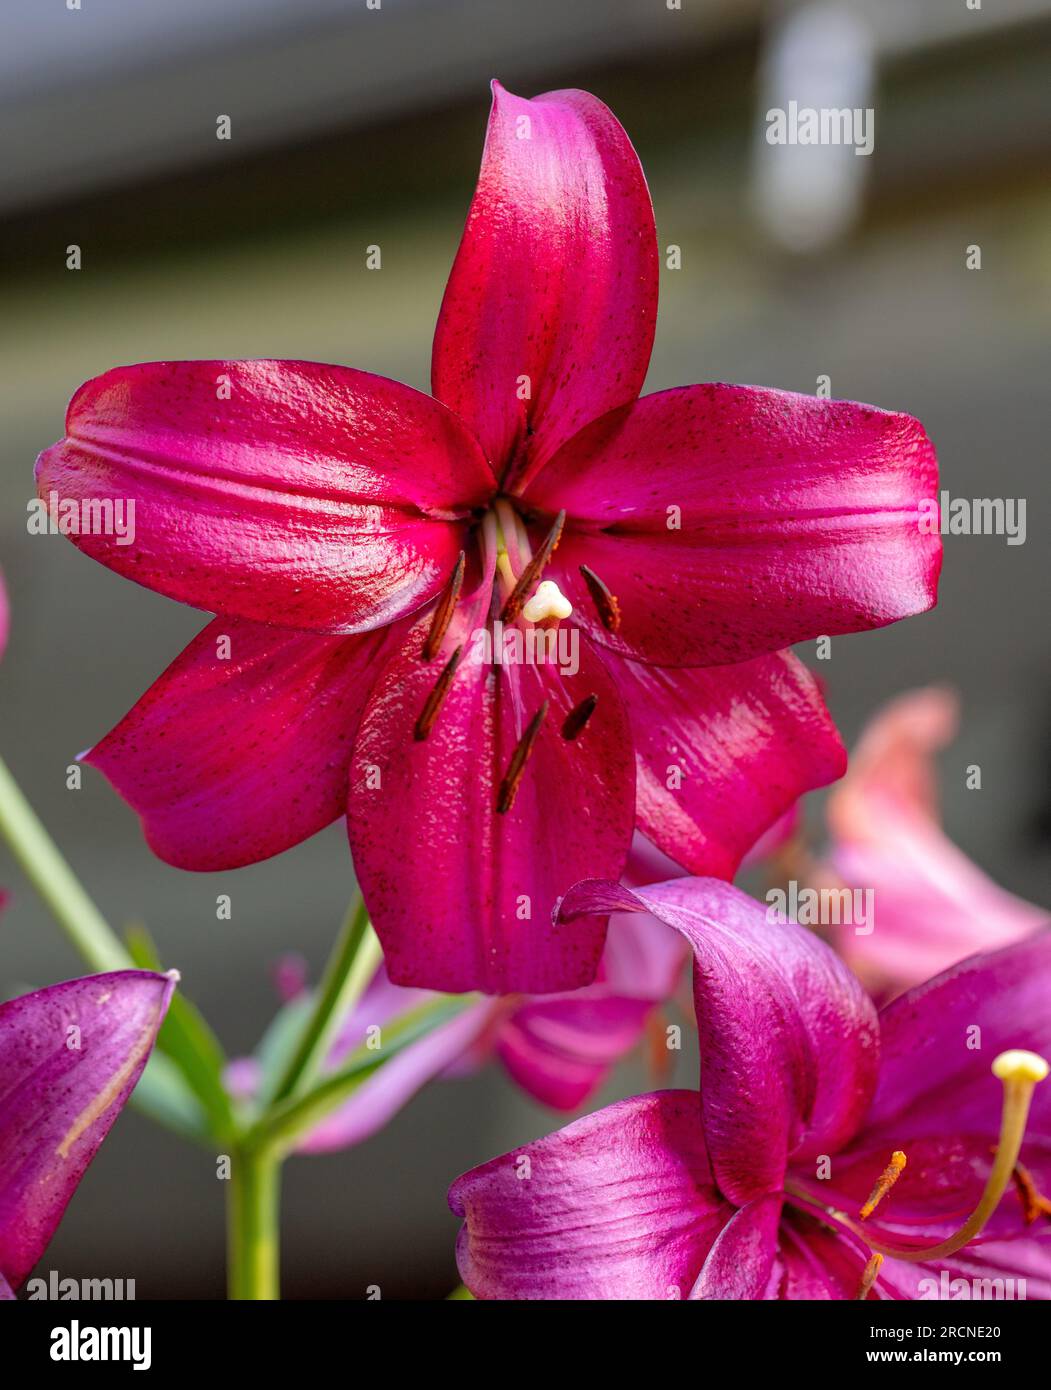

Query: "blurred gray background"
<box><xmin>1</xmin><ymin>0</ymin><xmax>1049</xmax><ymax>1297</ymax></box>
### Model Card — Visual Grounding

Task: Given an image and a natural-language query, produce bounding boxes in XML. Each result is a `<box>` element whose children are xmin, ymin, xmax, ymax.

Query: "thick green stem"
<box><xmin>0</xmin><ymin>754</ymin><xmax>130</xmax><ymax>972</ymax></box>
<box><xmin>227</xmin><ymin>1146</ymin><xmax>281</xmax><ymax>1300</ymax></box>
<box><xmin>268</xmin><ymin>893</ymin><xmax>382</xmax><ymax>1105</ymax></box>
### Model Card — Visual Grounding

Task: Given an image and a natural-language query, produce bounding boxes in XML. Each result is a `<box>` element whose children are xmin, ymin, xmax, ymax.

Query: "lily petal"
<box><xmin>863</xmin><ymin>931</ymin><xmax>1051</xmax><ymax>1152</ymax></box>
<box><xmin>690</xmin><ymin>1193</ymin><xmax>783</xmax><ymax>1299</ymax></box>
<box><xmin>0</xmin><ymin>568</ymin><xmax>8</xmax><ymax>660</ymax></box>
<box><xmin>349</xmin><ymin>604</ymin><xmax>635</xmax><ymax>994</ymax></box>
<box><xmin>87</xmin><ymin>617</ymin><xmax>396</xmax><ymax>870</ymax></box>
<box><xmin>37</xmin><ymin>361</ymin><xmax>494</xmax><ymax>632</ymax></box>
<box><xmin>606</xmin><ymin>649</ymin><xmax>846</xmax><ymax>878</ymax></box>
<box><xmin>557</xmin><ymin>878</ymin><xmax>880</xmax><ymax>1204</ymax></box>
<box><xmin>432</xmin><ymin>82</ymin><xmax>658</xmax><ymax>487</ymax></box>
<box><xmin>0</xmin><ymin>970</ymin><xmax>175</xmax><ymax>1292</ymax></box>
<box><xmin>529</xmin><ymin>384</ymin><xmax>940</xmax><ymax>666</ymax></box>
<box><xmin>449</xmin><ymin>1091</ymin><xmax>730</xmax><ymax>1299</ymax></box>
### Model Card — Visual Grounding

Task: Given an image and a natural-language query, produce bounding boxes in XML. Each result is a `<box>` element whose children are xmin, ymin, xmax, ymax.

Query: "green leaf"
<box><xmin>126</xmin><ymin>923</ymin><xmax>236</xmax><ymax>1142</ymax></box>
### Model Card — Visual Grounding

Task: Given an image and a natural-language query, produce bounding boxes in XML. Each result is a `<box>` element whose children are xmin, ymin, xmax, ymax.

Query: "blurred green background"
<box><xmin>1</xmin><ymin>0</ymin><xmax>1049</xmax><ymax>1297</ymax></box>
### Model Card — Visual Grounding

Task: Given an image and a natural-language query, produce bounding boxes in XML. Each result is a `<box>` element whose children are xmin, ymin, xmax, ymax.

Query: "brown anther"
<box><xmin>853</xmin><ymin>1252</ymin><xmax>883</xmax><ymax>1300</ymax></box>
<box><xmin>561</xmin><ymin>693</ymin><xmax>598</xmax><ymax>741</ymax></box>
<box><xmin>646</xmin><ymin>1008</ymin><xmax>673</xmax><ymax>1084</ymax></box>
<box><xmin>496</xmin><ymin>701</ymin><xmax>549</xmax><ymax>814</ymax></box>
<box><xmin>414</xmin><ymin>645</ymin><xmax>463</xmax><ymax>741</ymax></box>
<box><xmin>579</xmin><ymin>564</ymin><xmax>621</xmax><ymax>633</ymax></box>
<box><xmin>500</xmin><ymin>510</ymin><xmax>566</xmax><ymax>623</ymax></box>
<box><xmin>1011</xmin><ymin>1161</ymin><xmax>1051</xmax><ymax>1225</ymax></box>
<box><xmin>860</xmin><ymin>1150</ymin><xmax>907</xmax><ymax>1220</ymax></box>
<box><xmin>421</xmin><ymin>551</ymin><xmax>465</xmax><ymax>661</ymax></box>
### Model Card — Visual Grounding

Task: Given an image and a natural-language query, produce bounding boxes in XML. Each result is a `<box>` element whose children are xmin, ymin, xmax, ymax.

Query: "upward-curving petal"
<box><xmin>37</xmin><ymin>360</ymin><xmax>495</xmax><ymax>633</ymax></box>
<box><xmin>449</xmin><ymin>1091</ymin><xmax>730</xmax><ymax>1299</ymax></box>
<box><xmin>432</xmin><ymin>82</ymin><xmax>658</xmax><ymax>488</ymax></box>
<box><xmin>605</xmin><ymin>648</ymin><xmax>846</xmax><ymax>878</ymax></box>
<box><xmin>863</xmin><ymin>931</ymin><xmax>1051</xmax><ymax>1148</ymax></box>
<box><xmin>528</xmin><ymin>384</ymin><xmax>941</xmax><ymax>666</ymax></box>
<box><xmin>557</xmin><ymin>878</ymin><xmax>880</xmax><ymax>1205</ymax></box>
<box><xmin>86</xmin><ymin>616</ymin><xmax>398</xmax><ymax>871</ymax></box>
<box><xmin>0</xmin><ymin>970</ymin><xmax>175</xmax><ymax>1292</ymax></box>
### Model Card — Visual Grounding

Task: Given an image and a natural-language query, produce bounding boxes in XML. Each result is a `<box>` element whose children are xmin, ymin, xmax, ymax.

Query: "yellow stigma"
<box><xmin>992</xmin><ymin>1050</ymin><xmax>1050</xmax><ymax>1084</ymax></box>
<box><xmin>521</xmin><ymin>579</ymin><xmax>572</xmax><ymax>625</ymax></box>
<box><xmin>861</xmin><ymin>1049</ymin><xmax>1049</xmax><ymax>1264</ymax></box>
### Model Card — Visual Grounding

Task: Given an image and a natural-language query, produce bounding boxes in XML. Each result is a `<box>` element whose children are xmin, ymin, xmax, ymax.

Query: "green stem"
<box><xmin>227</xmin><ymin>1146</ymin><xmax>281</xmax><ymax>1300</ymax></box>
<box><xmin>268</xmin><ymin>893</ymin><xmax>382</xmax><ymax>1105</ymax></box>
<box><xmin>249</xmin><ymin>993</ymin><xmax>478</xmax><ymax>1154</ymax></box>
<box><xmin>0</xmin><ymin>754</ymin><xmax>130</xmax><ymax>972</ymax></box>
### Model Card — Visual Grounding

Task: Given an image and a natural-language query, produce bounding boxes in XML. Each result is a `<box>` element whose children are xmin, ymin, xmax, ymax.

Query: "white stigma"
<box><xmin>522</xmin><ymin>579</ymin><xmax>572</xmax><ymax>625</ymax></box>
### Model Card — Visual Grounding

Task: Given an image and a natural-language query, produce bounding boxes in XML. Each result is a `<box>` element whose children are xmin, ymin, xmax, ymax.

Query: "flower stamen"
<box><xmin>859</xmin><ymin>1150</ymin><xmax>907</xmax><ymax>1220</ymax></box>
<box><xmin>861</xmin><ymin>1050</ymin><xmax>1049</xmax><ymax>1263</ymax></box>
<box><xmin>579</xmin><ymin>564</ymin><xmax>621</xmax><ymax>633</ymax></box>
<box><xmin>496</xmin><ymin>701</ymin><xmax>549</xmax><ymax>814</ymax></box>
<box><xmin>853</xmin><ymin>1251</ymin><xmax>883</xmax><ymax>1300</ymax></box>
<box><xmin>561</xmin><ymin>694</ymin><xmax>598</xmax><ymax>741</ymax></box>
<box><xmin>1010</xmin><ymin>1161</ymin><xmax>1051</xmax><ymax>1225</ymax></box>
<box><xmin>421</xmin><ymin>551</ymin><xmax>465</xmax><ymax>661</ymax></box>
<box><xmin>414</xmin><ymin>645</ymin><xmax>463</xmax><ymax>741</ymax></box>
<box><xmin>500</xmin><ymin>511</ymin><xmax>566</xmax><ymax>623</ymax></box>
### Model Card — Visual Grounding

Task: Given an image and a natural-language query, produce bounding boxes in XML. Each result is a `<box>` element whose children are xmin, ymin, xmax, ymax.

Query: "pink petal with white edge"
<box><xmin>348</xmin><ymin>604</ymin><xmax>635</xmax><ymax>995</ymax></box>
<box><xmin>528</xmin><ymin>384</ymin><xmax>941</xmax><ymax>666</ymax></box>
<box><xmin>607</xmin><ymin>649</ymin><xmax>846</xmax><ymax>878</ymax></box>
<box><xmin>449</xmin><ymin>1091</ymin><xmax>730</xmax><ymax>1300</ymax></box>
<box><xmin>0</xmin><ymin>970</ymin><xmax>175</xmax><ymax>1292</ymax></box>
<box><xmin>37</xmin><ymin>360</ymin><xmax>495</xmax><ymax>633</ymax></box>
<box><xmin>432</xmin><ymin>82</ymin><xmax>658</xmax><ymax>487</ymax></box>
<box><xmin>557</xmin><ymin>877</ymin><xmax>880</xmax><ymax>1205</ymax></box>
<box><xmin>87</xmin><ymin>616</ymin><xmax>398</xmax><ymax>871</ymax></box>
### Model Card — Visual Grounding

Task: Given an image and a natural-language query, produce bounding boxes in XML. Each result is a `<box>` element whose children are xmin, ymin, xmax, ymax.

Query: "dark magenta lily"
<box><xmin>450</xmin><ymin>879</ymin><xmax>1051</xmax><ymax>1299</ymax></box>
<box><xmin>0</xmin><ymin>969</ymin><xmax>176</xmax><ymax>1298</ymax></box>
<box><xmin>37</xmin><ymin>82</ymin><xmax>938</xmax><ymax>993</ymax></box>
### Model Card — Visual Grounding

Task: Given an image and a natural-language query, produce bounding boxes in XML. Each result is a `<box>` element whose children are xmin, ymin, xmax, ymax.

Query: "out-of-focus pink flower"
<box><xmin>0</xmin><ymin>566</ymin><xmax>8</xmax><ymax>660</ymax></box>
<box><xmin>234</xmin><ymin>907</ymin><xmax>687</xmax><ymax>1154</ymax></box>
<box><xmin>450</xmin><ymin>878</ymin><xmax>1051</xmax><ymax>1300</ymax></box>
<box><xmin>39</xmin><ymin>82</ymin><xmax>938</xmax><ymax>994</ymax></box>
<box><xmin>815</xmin><ymin>687</ymin><xmax>1048</xmax><ymax>995</ymax></box>
<box><xmin>0</xmin><ymin>968</ymin><xmax>176</xmax><ymax>1298</ymax></box>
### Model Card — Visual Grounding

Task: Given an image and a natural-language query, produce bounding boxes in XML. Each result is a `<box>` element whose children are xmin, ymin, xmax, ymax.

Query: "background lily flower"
<box><xmin>0</xmin><ymin>969</ymin><xmax>176</xmax><ymax>1298</ymax></box>
<box><xmin>450</xmin><ymin>879</ymin><xmax>1051</xmax><ymax>1300</ymax></box>
<box><xmin>0</xmin><ymin>565</ymin><xmax>8</xmax><ymax>660</ymax></box>
<box><xmin>810</xmin><ymin>687</ymin><xmax>1049</xmax><ymax>995</ymax></box>
<box><xmin>232</xmin><ymin>906</ymin><xmax>686</xmax><ymax>1153</ymax></box>
<box><xmin>37</xmin><ymin>81</ymin><xmax>938</xmax><ymax>994</ymax></box>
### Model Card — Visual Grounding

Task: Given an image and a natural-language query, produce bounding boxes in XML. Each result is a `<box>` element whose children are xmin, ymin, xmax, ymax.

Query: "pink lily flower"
<box><xmin>814</xmin><ymin>687</ymin><xmax>1049</xmax><ymax>994</ymax></box>
<box><xmin>0</xmin><ymin>968</ymin><xmax>176</xmax><ymax>1298</ymax></box>
<box><xmin>37</xmin><ymin>82</ymin><xmax>939</xmax><ymax>993</ymax></box>
<box><xmin>450</xmin><ymin>878</ymin><xmax>1051</xmax><ymax>1300</ymax></box>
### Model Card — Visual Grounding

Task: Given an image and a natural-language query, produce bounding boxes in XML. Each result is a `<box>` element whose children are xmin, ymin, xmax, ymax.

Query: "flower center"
<box><xmin>413</xmin><ymin>498</ymin><xmax>609</xmax><ymax>811</ymax></box>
